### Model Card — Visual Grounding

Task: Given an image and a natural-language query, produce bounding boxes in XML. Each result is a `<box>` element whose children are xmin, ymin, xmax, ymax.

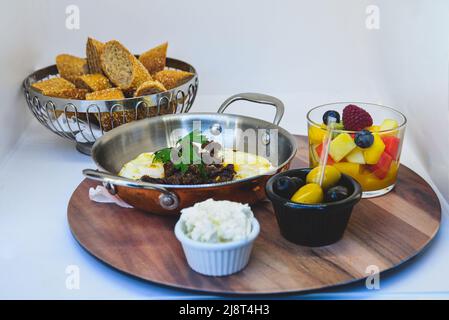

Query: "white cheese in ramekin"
<box><xmin>180</xmin><ymin>199</ymin><xmax>254</xmax><ymax>243</ymax></box>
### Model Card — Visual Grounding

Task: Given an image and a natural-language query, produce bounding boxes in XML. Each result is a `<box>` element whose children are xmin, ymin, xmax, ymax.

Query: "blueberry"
<box><xmin>274</xmin><ymin>176</ymin><xmax>298</xmax><ymax>198</ymax></box>
<box><xmin>354</xmin><ymin>130</ymin><xmax>374</xmax><ymax>148</ymax></box>
<box><xmin>325</xmin><ymin>186</ymin><xmax>349</xmax><ymax>203</ymax></box>
<box><xmin>323</xmin><ymin>110</ymin><xmax>341</xmax><ymax>125</ymax></box>
<box><xmin>290</xmin><ymin>177</ymin><xmax>305</xmax><ymax>189</ymax></box>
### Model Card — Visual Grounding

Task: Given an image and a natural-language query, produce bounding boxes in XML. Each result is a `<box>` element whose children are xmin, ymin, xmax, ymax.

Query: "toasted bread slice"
<box><xmin>85</xmin><ymin>87</ymin><xmax>125</xmax><ymax>100</ymax></box>
<box><xmin>32</xmin><ymin>78</ymin><xmax>88</xmax><ymax>120</ymax></box>
<box><xmin>139</xmin><ymin>42</ymin><xmax>168</xmax><ymax>75</ymax></box>
<box><xmin>86</xmin><ymin>37</ymin><xmax>105</xmax><ymax>74</ymax></box>
<box><xmin>48</xmin><ymin>87</ymin><xmax>88</xmax><ymax>100</ymax></box>
<box><xmin>56</xmin><ymin>54</ymin><xmax>89</xmax><ymax>83</ymax></box>
<box><xmin>100</xmin><ymin>40</ymin><xmax>152</xmax><ymax>91</ymax></box>
<box><xmin>134</xmin><ymin>80</ymin><xmax>166</xmax><ymax>97</ymax></box>
<box><xmin>31</xmin><ymin>77</ymin><xmax>75</xmax><ymax>95</ymax></box>
<box><xmin>75</xmin><ymin>74</ymin><xmax>111</xmax><ymax>92</ymax></box>
<box><xmin>154</xmin><ymin>69</ymin><xmax>194</xmax><ymax>90</ymax></box>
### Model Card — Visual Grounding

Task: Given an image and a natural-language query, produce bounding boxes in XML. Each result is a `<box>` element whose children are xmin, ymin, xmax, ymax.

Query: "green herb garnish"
<box><xmin>177</xmin><ymin>129</ymin><xmax>209</xmax><ymax>146</ymax></box>
<box><xmin>152</xmin><ymin>130</ymin><xmax>211</xmax><ymax>172</ymax></box>
<box><xmin>153</xmin><ymin>147</ymin><xmax>172</xmax><ymax>163</ymax></box>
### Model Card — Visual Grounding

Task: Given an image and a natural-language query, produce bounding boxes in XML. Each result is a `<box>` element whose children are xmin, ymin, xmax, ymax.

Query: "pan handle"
<box><xmin>82</xmin><ymin>169</ymin><xmax>180</xmax><ymax>210</ymax></box>
<box><xmin>217</xmin><ymin>93</ymin><xmax>285</xmax><ymax>125</ymax></box>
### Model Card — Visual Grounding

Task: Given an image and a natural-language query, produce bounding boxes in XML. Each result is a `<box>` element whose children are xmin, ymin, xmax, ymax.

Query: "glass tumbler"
<box><xmin>307</xmin><ymin>102</ymin><xmax>406</xmax><ymax>198</ymax></box>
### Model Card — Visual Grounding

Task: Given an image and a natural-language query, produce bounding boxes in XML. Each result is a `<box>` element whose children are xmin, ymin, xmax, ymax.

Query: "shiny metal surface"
<box><xmin>217</xmin><ymin>93</ymin><xmax>284</xmax><ymax>125</ymax></box>
<box><xmin>22</xmin><ymin>58</ymin><xmax>198</xmax><ymax>154</ymax></box>
<box><xmin>83</xmin><ymin>93</ymin><xmax>297</xmax><ymax>214</ymax></box>
<box><xmin>83</xmin><ymin>168</ymin><xmax>180</xmax><ymax>210</ymax></box>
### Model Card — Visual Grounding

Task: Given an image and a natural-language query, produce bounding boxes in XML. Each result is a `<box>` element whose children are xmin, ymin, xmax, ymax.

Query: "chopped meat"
<box><xmin>140</xmin><ymin>163</ymin><xmax>236</xmax><ymax>185</ymax></box>
<box><xmin>163</xmin><ymin>162</ymin><xmax>175</xmax><ymax>177</ymax></box>
<box><xmin>140</xmin><ymin>135</ymin><xmax>237</xmax><ymax>185</ymax></box>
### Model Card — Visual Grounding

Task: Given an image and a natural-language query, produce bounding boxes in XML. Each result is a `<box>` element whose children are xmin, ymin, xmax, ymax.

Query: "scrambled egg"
<box><xmin>118</xmin><ymin>153</ymin><xmax>164</xmax><ymax>180</ymax></box>
<box><xmin>222</xmin><ymin>150</ymin><xmax>274</xmax><ymax>180</ymax></box>
<box><xmin>119</xmin><ymin>149</ymin><xmax>274</xmax><ymax>181</ymax></box>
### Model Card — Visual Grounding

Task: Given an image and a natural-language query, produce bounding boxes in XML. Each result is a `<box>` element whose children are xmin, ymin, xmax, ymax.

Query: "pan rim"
<box><xmin>91</xmin><ymin>112</ymin><xmax>298</xmax><ymax>189</ymax></box>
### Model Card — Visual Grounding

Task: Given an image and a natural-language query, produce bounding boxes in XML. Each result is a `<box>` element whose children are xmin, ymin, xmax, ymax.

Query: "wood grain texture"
<box><xmin>68</xmin><ymin>136</ymin><xmax>441</xmax><ymax>295</ymax></box>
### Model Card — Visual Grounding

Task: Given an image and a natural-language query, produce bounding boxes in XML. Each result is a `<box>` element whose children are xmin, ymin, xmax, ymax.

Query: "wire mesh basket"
<box><xmin>22</xmin><ymin>58</ymin><xmax>198</xmax><ymax>155</ymax></box>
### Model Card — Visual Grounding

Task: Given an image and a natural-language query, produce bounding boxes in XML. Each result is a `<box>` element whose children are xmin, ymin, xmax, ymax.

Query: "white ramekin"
<box><xmin>174</xmin><ymin>218</ymin><xmax>260</xmax><ymax>276</ymax></box>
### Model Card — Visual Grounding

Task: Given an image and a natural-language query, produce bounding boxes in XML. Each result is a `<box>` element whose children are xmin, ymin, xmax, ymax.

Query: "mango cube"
<box><xmin>367</xmin><ymin>125</ymin><xmax>380</xmax><ymax>132</ymax></box>
<box><xmin>333</xmin><ymin>162</ymin><xmax>361</xmax><ymax>178</ymax></box>
<box><xmin>308</xmin><ymin>125</ymin><xmax>327</xmax><ymax>145</ymax></box>
<box><xmin>380</xmin><ymin>119</ymin><xmax>398</xmax><ymax>131</ymax></box>
<box><xmin>361</xmin><ymin>162</ymin><xmax>398</xmax><ymax>191</ymax></box>
<box><xmin>346</xmin><ymin>147</ymin><xmax>366</xmax><ymax>164</ymax></box>
<box><xmin>329</xmin><ymin>133</ymin><xmax>357</xmax><ymax>162</ymax></box>
<box><xmin>379</xmin><ymin>119</ymin><xmax>399</xmax><ymax>137</ymax></box>
<box><xmin>363</xmin><ymin>134</ymin><xmax>385</xmax><ymax>164</ymax></box>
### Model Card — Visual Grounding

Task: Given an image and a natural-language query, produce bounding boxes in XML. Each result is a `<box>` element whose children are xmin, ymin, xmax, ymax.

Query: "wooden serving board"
<box><xmin>68</xmin><ymin>135</ymin><xmax>441</xmax><ymax>295</ymax></box>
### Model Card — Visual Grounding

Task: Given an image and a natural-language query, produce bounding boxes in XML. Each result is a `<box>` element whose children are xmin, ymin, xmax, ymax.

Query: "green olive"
<box><xmin>306</xmin><ymin>165</ymin><xmax>341</xmax><ymax>189</ymax></box>
<box><xmin>290</xmin><ymin>183</ymin><xmax>324</xmax><ymax>204</ymax></box>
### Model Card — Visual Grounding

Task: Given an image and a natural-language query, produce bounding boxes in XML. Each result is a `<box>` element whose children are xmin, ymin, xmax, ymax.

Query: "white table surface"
<box><xmin>0</xmin><ymin>95</ymin><xmax>448</xmax><ymax>299</ymax></box>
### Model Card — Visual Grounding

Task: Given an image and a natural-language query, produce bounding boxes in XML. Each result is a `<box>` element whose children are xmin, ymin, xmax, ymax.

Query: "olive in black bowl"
<box><xmin>265</xmin><ymin>168</ymin><xmax>362</xmax><ymax>247</ymax></box>
<box><xmin>273</xmin><ymin>176</ymin><xmax>305</xmax><ymax>198</ymax></box>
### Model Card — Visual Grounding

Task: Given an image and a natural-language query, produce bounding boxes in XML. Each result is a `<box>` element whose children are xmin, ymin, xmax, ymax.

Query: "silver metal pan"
<box><xmin>83</xmin><ymin>93</ymin><xmax>297</xmax><ymax>214</ymax></box>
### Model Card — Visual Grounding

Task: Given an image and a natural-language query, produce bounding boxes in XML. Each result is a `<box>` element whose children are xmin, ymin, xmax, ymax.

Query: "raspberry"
<box><xmin>342</xmin><ymin>104</ymin><xmax>373</xmax><ymax>131</ymax></box>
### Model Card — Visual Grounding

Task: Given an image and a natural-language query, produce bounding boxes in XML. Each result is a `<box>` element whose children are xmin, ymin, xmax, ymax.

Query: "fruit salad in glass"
<box><xmin>307</xmin><ymin>103</ymin><xmax>406</xmax><ymax>197</ymax></box>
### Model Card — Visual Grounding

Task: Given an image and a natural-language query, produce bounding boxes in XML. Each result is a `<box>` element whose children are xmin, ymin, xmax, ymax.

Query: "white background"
<box><xmin>0</xmin><ymin>0</ymin><xmax>448</xmax><ymax>299</ymax></box>
<box><xmin>1</xmin><ymin>0</ymin><xmax>447</xmax><ymax>199</ymax></box>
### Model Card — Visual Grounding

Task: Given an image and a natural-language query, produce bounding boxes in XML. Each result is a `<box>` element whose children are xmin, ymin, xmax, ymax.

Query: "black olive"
<box><xmin>274</xmin><ymin>176</ymin><xmax>298</xmax><ymax>198</ymax></box>
<box><xmin>290</xmin><ymin>176</ymin><xmax>305</xmax><ymax>189</ymax></box>
<box><xmin>325</xmin><ymin>185</ymin><xmax>349</xmax><ymax>202</ymax></box>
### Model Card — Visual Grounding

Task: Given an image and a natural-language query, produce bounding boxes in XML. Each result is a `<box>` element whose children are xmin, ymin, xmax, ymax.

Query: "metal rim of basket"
<box><xmin>22</xmin><ymin>57</ymin><xmax>198</xmax><ymax>154</ymax></box>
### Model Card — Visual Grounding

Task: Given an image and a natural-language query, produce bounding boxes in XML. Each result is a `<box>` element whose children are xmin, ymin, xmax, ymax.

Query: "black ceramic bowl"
<box><xmin>265</xmin><ymin>168</ymin><xmax>362</xmax><ymax>247</ymax></box>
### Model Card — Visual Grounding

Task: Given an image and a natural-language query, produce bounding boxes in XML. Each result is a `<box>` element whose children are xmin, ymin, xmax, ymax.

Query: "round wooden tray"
<box><xmin>68</xmin><ymin>135</ymin><xmax>441</xmax><ymax>295</ymax></box>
